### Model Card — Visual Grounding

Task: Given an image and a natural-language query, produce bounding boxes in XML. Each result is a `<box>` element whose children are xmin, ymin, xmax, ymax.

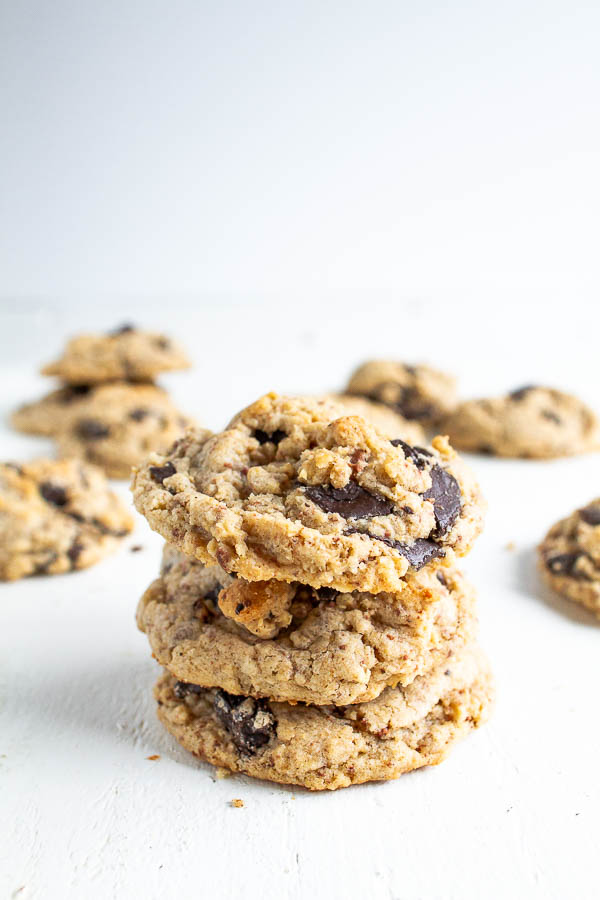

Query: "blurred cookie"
<box><xmin>539</xmin><ymin>499</ymin><xmax>600</xmax><ymax>617</ymax></box>
<box><xmin>326</xmin><ymin>394</ymin><xmax>425</xmax><ymax>444</ymax></box>
<box><xmin>346</xmin><ymin>361</ymin><xmax>457</xmax><ymax>426</ymax></box>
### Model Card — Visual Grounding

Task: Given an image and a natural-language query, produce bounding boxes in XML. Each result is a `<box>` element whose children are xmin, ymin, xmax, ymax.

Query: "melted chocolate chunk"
<box><xmin>173</xmin><ymin>680</ymin><xmax>205</xmax><ymax>699</ymax></box>
<box><xmin>109</xmin><ymin>323</ymin><xmax>135</xmax><ymax>335</ymax></box>
<box><xmin>546</xmin><ymin>552</ymin><xmax>582</xmax><ymax>576</ymax></box>
<box><xmin>509</xmin><ymin>385</ymin><xmax>537</xmax><ymax>401</ymax></box>
<box><xmin>39</xmin><ymin>482</ymin><xmax>68</xmax><ymax>507</ymax></box>
<box><xmin>149</xmin><ymin>461</ymin><xmax>176</xmax><ymax>484</ymax></box>
<box><xmin>129</xmin><ymin>408</ymin><xmax>149</xmax><ymax>422</ymax></box>
<box><xmin>67</xmin><ymin>542</ymin><xmax>84</xmax><ymax>564</ymax></box>
<box><xmin>76</xmin><ymin>419</ymin><xmax>110</xmax><ymax>440</ymax></box>
<box><xmin>347</xmin><ymin>529</ymin><xmax>445</xmax><ymax>569</ymax></box>
<box><xmin>580</xmin><ymin>505</ymin><xmax>600</xmax><ymax>526</ymax></box>
<box><xmin>253</xmin><ymin>428</ymin><xmax>287</xmax><ymax>445</ymax></box>
<box><xmin>305</xmin><ymin>482</ymin><xmax>394</xmax><ymax>519</ymax></box>
<box><xmin>390</xmin><ymin>439</ymin><xmax>432</xmax><ymax>469</ymax></box>
<box><xmin>213</xmin><ymin>689</ymin><xmax>276</xmax><ymax>755</ymax></box>
<box><xmin>422</xmin><ymin>466</ymin><xmax>461</xmax><ymax>535</ymax></box>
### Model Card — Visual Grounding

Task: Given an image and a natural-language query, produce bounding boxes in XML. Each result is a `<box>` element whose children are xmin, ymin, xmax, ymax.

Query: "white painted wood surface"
<box><xmin>1</xmin><ymin>299</ymin><xmax>599</xmax><ymax>900</ymax></box>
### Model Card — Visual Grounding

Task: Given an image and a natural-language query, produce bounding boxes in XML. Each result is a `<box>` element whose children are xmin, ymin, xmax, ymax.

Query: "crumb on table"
<box><xmin>146</xmin><ymin>754</ymin><xmax>160</xmax><ymax>761</ymax></box>
<box><xmin>231</xmin><ymin>798</ymin><xmax>244</xmax><ymax>808</ymax></box>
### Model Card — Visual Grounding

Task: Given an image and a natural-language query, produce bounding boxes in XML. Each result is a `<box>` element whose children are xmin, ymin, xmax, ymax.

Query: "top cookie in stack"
<box><xmin>11</xmin><ymin>324</ymin><xmax>194</xmax><ymax>478</ymax></box>
<box><xmin>132</xmin><ymin>393</ymin><xmax>492</xmax><ymax>790</ymax></box>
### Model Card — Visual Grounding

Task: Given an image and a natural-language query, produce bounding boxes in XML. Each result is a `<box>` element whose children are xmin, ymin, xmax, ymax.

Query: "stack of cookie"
<box><xmin>132</xmin><ymin>393</ymin><xmax>493</xmax><ymax>791</ymax></box>
<box><xmin>11</xmin><ymin>324</ymin><xmax>193</xmax><ymax>478</ymax></box>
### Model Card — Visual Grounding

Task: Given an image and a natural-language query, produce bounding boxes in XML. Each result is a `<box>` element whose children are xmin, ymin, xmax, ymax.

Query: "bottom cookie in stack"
<box><xmin>154</xmin><ymin>645</ymin><xmax>492</xmax><ymax>791</ymax></box>
<box><xmin>139</xmin><ymin>547</ymin><xmax>493</xmax><ymax>790</ymax></box>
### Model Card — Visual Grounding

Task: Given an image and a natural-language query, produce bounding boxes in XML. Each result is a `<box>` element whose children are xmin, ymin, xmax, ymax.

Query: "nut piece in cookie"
<box><xmin>442</xmin><ymin>386</ymin><xmax>600</xmax><ymax>459</ymax></box>
<box><xmin>538</xmin><ymin>499</ymin><xmax>600</xmax><ymax>618</ymax></box>
<box><xmin>131</xmin><ymin>393</ymin><xmax>485</xmax><ymax>594</ymax></box>
<box><xmin>41</xmin><ymin>324</ymin><xmax>190</xmax><ymax>384</ymax></box>
<box><xmin>345</xmin><ymin>361</ymin><xmax>457</xmax><ymax>426</ymax></box>
<box><xmin>217</xmin><ymin>579</ymin><xmax>295</xmax><ymax>638</ymax></box>
<box><xmin>0</xmin><ymin>459</ymin><xmax>134</xmax><ymax>580</ymax></box>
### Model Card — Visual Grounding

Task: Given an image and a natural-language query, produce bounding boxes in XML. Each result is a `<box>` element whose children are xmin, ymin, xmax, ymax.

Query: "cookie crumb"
<box><xmin>146</xmin><ymin>754</ymin><xmax>160</xmax><ymax>761</ymax></box>
<box><xmin>131</xmin><ymin>544</ymin><xmax>144</xmax><ymax>553</ymax></box>
<box><xmin>505</xmin><ymin>541</ymin><xmax>516</xmax><ymax>551</ymax></box>
<box><xmin>215</xmin><ymin>766</ymin><xmax>231</xmax><ymax>779</ymax></box>
<box><xmin>231</xmin><ymin>798</ymin><xmax>244</xmax><ymax>808</ymax></box>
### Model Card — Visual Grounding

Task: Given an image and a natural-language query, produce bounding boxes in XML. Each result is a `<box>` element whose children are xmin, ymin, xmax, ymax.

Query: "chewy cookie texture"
<box><xmin>131</xmin><ymin>393</ymin><xmax>485</xmax><ymax>594</ymax></box>
<box><xmin>136</xmin><ymin>545</ymin><xmax>477</xmax><ymax>706</ymax></box>
<box><xmin>539</xmin><ymin>499</ymin><xmax>600</xmax><ymax>618</ymax></box>
<box><xmin>154</xmin><ymin>645</ymin><xmax>493</xmax><ymax>791</ymax></box>
<box><xmin>0</xmin><ymin>459</ymin><xmax>133</xmax><ymax>580</ymax></box>
<box><xmin>133</xmin><ymin>390</ymin><xmax>492</xmax><ymax>790</ymax></box>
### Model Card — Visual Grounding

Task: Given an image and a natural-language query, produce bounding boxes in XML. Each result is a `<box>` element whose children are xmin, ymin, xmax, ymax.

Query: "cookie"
<box><xmin>11</xmin><ymin>385</ymin><xmax>99</xmax><ymax>437</ymax></box>
<box><xmin>54</xmin><ymin>383</ymin><xmax>195</xmax><ymax>479</ymax></box>
<box><xmin>441</xmin><ymin>386</ymin><xmax>600</xmax><ymax>459</ymax></box>
<box><xmin>137</xmin><ymin>545</ymin><xmax>477</xmax><ymax>706</ymax></box>
<box><xmin>131</xmin><ymin>393</ymin><xmax>485</xmax><ymax>594</ymax></box>
<box><xmin>41</xmin><ymin>324</ymin><xmax>190</xmax><ymax>384</ymax></box>
<box><xmin>538</xmin><ymin>499</ymin><xmax>600</xmax><ymax>618</ymax></box>
<box><xmin>346</xmin><ymin>361</ymin><xmax>457</xmax><ymax>426</ymax></box>
<box><xmin>154</xmin><ymin>644</ymin><xmax>493</xmax><ymax>790</ymax></box>
<box><xmin>325</xmin><ymin>395</ymin><xmax>425</xmax><ymax>445</ymax></box>
<box><xmin>0</xmin><ymin>459</ymin><xmax>134</xmax><ymax>580</ymax></box>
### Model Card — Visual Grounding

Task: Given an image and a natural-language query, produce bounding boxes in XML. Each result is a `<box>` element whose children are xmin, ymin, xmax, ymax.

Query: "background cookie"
<box><xmin>0</xmin><ymin>458</ymin><xmax>133</xmax><ymax>580</ymax></box>
<box><xmin>345</xmin><ymin>360</ymin><xmax>457</xmax><ymax>426</ymax></box>
<box><xmin>538</xmin><ymin>499</ymin><xmax>600</xmax><ymax>618</ymax></box>
<box><xmin>442</xmin><ymin>386</ymin><xmax>600</xmax><ymax>458</ymax></box>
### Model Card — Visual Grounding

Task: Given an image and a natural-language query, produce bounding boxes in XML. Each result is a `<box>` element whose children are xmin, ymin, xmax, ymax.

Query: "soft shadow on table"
<box><xmin>515</xmin><ymin>547</ymin><xmax>600</xmax><ymax>626</ymax></box>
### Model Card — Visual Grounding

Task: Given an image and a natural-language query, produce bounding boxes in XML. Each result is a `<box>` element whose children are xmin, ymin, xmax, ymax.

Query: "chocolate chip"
<box><xmin>509</xmin><ymin>385</ymin><xmax>537</xmax><ymax>401</ymax></box>
<box><xmin>253</xmin><ymin>429</ymin><xmax>287</xmax><ymax>445</ymax></box>
<box><xmin>76</xmin><ymin>419</ymin><xmax>110</xmax><ymax>440</ymax></box>
<box><xmin>390</xmin><ymin>439</ymin><xmax>432</xmax><ymax>469</ymax></box>
<box><xmin>580</xmin><ymin>504</ymin><xmax>600</xmax><ymax>526</ymax></box>
<box><xmin>155</xmin><ymin>337</ymin><xmax>171</xmax><ymax>350</ymax></box>
<box><xmin>213</xmin><ymin>689</ymin><xmax>276</xmax><ymax>755</ymax></box>
<box><xmin>422</xmin><ymin>465</ymin><xmax>461</xmax><ymax>535</ymax></box>
<box><xmin>541</xmin><ymin>409</ymin><xmax>561</xmax><ymax>425</ymax></box>
<box><xmin>173</xmin><ymin>680</ymin><xmax>205</xmax><ymax>700</ymax></box>
<box><xmin>305</xmin><ymin>481</ymin><xmax>394</xmax><ymax>519</ymax></box>
<box><xmin>347</xmin><ymin>530</ymin><xmax>445</xmax><ymax>569</ymax></box>
<box><xmin>149</xmin><ymin>461</ymin><xmax>176</xmax><ymax>484</ymax></box>
<box><xmin>39</xmin><ymin>482</ymin><xmax>68</xmax><ymax>507</ymax></box>
<box><xmin>546</xmin><ymin>552</ymin><xmax>582</xmax><ymax>576</ymax></box>
<box><xmin>129</xmin><ymin>408</ymin><xmax>149</xmax><ymax>422</ymax></box>
<box><xmin>60</xmin><ymin>385</ymin><xmax>91</xmax><ymax>403</ymax></box>
<box><xmin>109</xmin><ymin>323</ymin><xmax>135</xmax><ymax>335</ymax></box>
<box><xmin>316</xmin><ymin>586</ymin><xmax>338</xmax><ymax>601</ymax></box>
<box><xmin>67</xmin><ymin>542</ymin><xmax>84</xmax><ymax>564</ymax></box>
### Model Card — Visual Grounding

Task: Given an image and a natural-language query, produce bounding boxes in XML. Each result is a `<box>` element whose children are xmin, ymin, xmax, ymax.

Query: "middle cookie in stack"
<box><xmin>132</xmin><ymin>393</ymin><xmax>492</xmax><ymax>790</ymax></box>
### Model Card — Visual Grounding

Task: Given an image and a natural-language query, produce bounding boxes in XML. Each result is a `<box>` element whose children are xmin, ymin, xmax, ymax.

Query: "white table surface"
<box><xmin>1</xmin><ymin>298</ymin><xmax>599</xmax><ymax>900</ymax></box>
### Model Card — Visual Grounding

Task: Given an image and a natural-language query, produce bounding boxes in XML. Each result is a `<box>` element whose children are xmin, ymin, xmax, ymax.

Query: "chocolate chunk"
<box><xmin>509</xmin><ymin>385</ymin><xmax>537</xmax><ymax>401</ymax></box>
<box><xmin>541</xmin><ymin>409</ymin><xmax>561</xmax><ymax>425</ymax></box>
<box><xmin>129</xmin><ymin>408</ymin><xmax>149</xmax><ymax>422</ymax></box>
<box><xmin>60</xmin><ymin>385</ymin><xmax>91</xmax><ymax>403</ymax></box>
<box><xmin>580</xmin><ymin>504</ymin><xmax>600</xmax><ymax>526</ymax></box>
<box><xmin>149</xmin><ymin>461</ymin><xmax>176</xmax><ymax>484</ymax></box>
<box><xmin>109</xmin><ymin>323</ymin><xmax>135</xmax><ymax>335</ymax></box>
<box><xmin>67</xmin><ymin>542</ymin><xmax>84</xmax><ymax>564</ymax></box>
<box><xmin>316</xmin><ymin>586</ymin><xmax>338</xmax><ymax>601</ymax></box>
<box><xmin>546</xmin><ymin>552</ymin><xmax>582</xmax><ymax>576</ymax></box>
<box><xmin>305</xmin><ymin>481</ymin><xmax>394</xmax><ymax>519</ymax></box>
<box><xmin>422</xmin><ymin>465</ymin><xmax>461</xmax><ymax>535</ymax></box>
<box><xmin>173</xmin><ymin>680</ymin><xmax>205</xmax><ymax>700</ymax></box>
<box><xmin>39</xmin><ymin>482</ymin><xmax>68</xmax><ymax>507</ymax></box>
<box><xmin>390</xmin><ymin>439</ymin><xmax>432</xmax><ymax>469</ymax></box>
<box><xmin>155</xmin><ymin>337</ymin><xmax>171</xmax><ymax>350</ymax></box>
<box><xmin>347</xmin><ymin>530</ymin><xmax>445</xmax><ymax>569</ymax></box>
<box><xmin>76</xmin><ymin>419</ymin><xmax>110</xmax><ymax>440</ymax></box>
<box><xmin>213</xmin><ymin>689</ymin><xmax>276</xmax><ymax>755</ymax></box>
<box><xmin>253</xmin><ymin>428</ymin><xmax>287</xmax><ymax>445</ymax></box>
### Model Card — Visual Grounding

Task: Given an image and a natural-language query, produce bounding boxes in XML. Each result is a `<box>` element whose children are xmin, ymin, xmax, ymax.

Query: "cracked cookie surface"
<box><xmin>346</xmin><ymin>360</ymin><xmax>457</xmax><ymax>426</ymax></box>
<box><xmin>131</xmin><ymin>393</ymin><xmax>485</xmax><ymax>593</ymax></box>
<box><xmin>137</xmin><ymin>545</ymin><xmax>477</xmax><ymax>706</ymax></box>
<box><xmin>0</xmin><ymin>459</ymin><xmax>134</xmax><ymax>580</ymax></box>
<box><xmin>538</xmin><ymin>499</ymin><xmax>600</xmax><ymax>618</ymax></box>
<box><xmin>154</xmin><ymin>644</ymin><xmax>493</xmax><ymax>790</ymax></box>
<box><xmin>41</xmin><ymin>324</ymin><xmax>190</xmax><ymax>383</ymax></box>
<box><xmin>54</xmin><ymin>383</ymin><xmax>194</xmax><ymax>479</ymax></box>
<box><xmin>442</xmin><ymin>386</ymin><xmax>599</xmax><ymax>458</ymax></box>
